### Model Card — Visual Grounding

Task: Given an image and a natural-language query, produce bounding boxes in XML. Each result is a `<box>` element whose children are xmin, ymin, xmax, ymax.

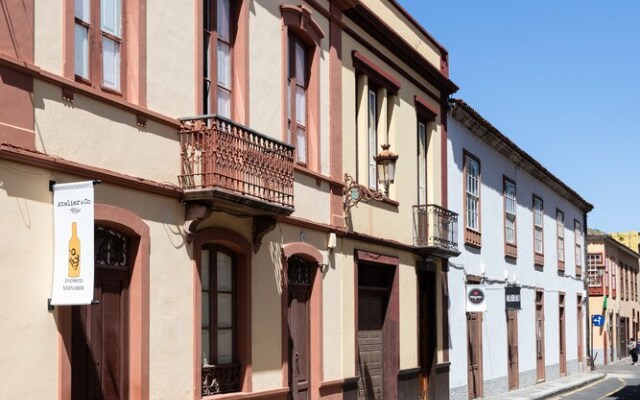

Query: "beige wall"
<box><xmin>146</xmin><ymin>0</ymin><xmax>195</xmax><ymax>117</ymax></box>
<box><xmin>34</xmin><ymin>80</ymin><xmax>180</xmax><ymax>185</ymax></box>
<box><xmin>292</xmin><ymin>174</ymin><xmax>331</xmax><ymax>223</ymax></box>
<box><xmin>341</xmin><ymin>33</ymin><xmax>444</xmax><ymax>242</ymax></box>
<box><xmin>0</xmin><ymin>162</ymin><xmax>193</xmax><ymax>399</ymax></box>
<box><xmin>34</xmin><ymin>0</ymin><xmax>63</xmax><ymax>75</ymax></box>
<box><xmin>0</xmin><ymin>161</ymin><xmax>57</xmax><ymax>399</ymax></box>
<box><xmin>97</xmin><ymin>187</ymin><xmax>193</xmax><ymax>400</ymax></box>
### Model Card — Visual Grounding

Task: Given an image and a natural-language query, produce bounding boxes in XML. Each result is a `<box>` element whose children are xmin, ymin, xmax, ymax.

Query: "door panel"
<box><xmin>358</xmin><ymin>291</ymin><xmax>385</xmax><ymax>400</ymax></box>
<box><xmin>535</xmin><ymin>292</ymin><xmax>545</xmax><ymax>382</ymax></box>
<box><xmin>506</xmin><ymin>310</ymin><xmax>518</xmax><ymax>390</ymax></box>
<box><xmin>418</xmin><ymin>270</ymin><xmax>436</xmax><ymax>400</ymax></box>
<box><xmin>72</xmin><ymin>268</ymin><xmax>128</xmax><ymax>400</ymax></box>
<box><xmin>467</xmin><ymin>312</ymin><xmax>483</xmax><ymax>399</ymax></box>
<box><xmin>288</xmin><ymin>286</ymin><xmax>310</xmax><ymax>400</ymax></box>
<box><xmin>559</xmin><ymin>299</ymin><xmax>566</xmax><ymax>376</ymax></box>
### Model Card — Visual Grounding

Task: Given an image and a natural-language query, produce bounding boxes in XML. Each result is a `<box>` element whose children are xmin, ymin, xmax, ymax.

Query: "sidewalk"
<box><xmin>481</xmin><ymin>369</ymin><xmax>606</xmax><ymax>400</ymax></box>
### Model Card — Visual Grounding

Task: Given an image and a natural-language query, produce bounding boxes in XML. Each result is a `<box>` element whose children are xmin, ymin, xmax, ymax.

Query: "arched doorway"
<box><xmin>71</xmin><ymin>225</ymin><xmax>131</xmax><ymax>399</ymax></box>
<box><xmin>282</xmin><ymin>242</ymin><xmax>322</xmax><ymax>400</ymax></box>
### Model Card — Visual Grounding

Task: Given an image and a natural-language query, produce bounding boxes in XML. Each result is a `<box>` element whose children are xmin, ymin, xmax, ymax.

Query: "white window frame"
<box><xmin>533</xmin><ymin>196</ymin><xmax>544</xmax><ymax>254</ymax></box>
<box><xmin>465</xmin><ymin>154</ymin><xmax>480</xmax><ymax>232</ymax></box>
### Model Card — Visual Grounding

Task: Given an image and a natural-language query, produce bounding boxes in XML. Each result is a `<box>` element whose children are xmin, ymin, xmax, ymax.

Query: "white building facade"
<box><xmin>447</xmin><ymin>100</ymin><xmax>593</xmax><ymax>399</ymax></box>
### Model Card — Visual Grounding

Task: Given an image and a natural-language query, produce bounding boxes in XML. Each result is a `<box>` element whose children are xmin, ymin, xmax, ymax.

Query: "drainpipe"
<box><xmin>584</xmin><ymin>212</ymin><xmax>593</xmax><ymax>370</ymax></box>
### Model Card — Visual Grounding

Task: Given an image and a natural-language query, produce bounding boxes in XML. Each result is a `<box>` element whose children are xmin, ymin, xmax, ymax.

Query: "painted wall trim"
<box><xmin>0</xmin><ymin>52</ymin><xmax>180</xmax><ymax>129</ymax></box>
<box><xmin>0</xmin><ymin>143</ymin><xmax>182</xmax><ymax>198</ymax></box>
<box><xmin>282</xmin><ymin>242</ymin><xmax>323</xmax><ymax>264</ymax></box>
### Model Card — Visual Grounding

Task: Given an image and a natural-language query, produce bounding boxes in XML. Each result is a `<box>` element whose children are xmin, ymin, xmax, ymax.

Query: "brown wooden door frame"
<box><xmin>288</xmin><ymin>284</ymin><xmax>310</xmax><ymax>400</ymax></box>
<box><xmin>535</xmin><ymin>290</ymin><xmax>545</xmax><ymax>382</ymax></box>
<box><xmin>286</xmin><ymin>256</ymin><xmax>315</xmax><ymax>400</ymax></box>
<box><xmin>358</xmin><ymin>288</ymin><xmax>387</xmax><ymax>400</ymax></box>
<box><xmin>577</xmin><ymin>295</ymin><xmax>584</xmax><ymax>364</ymax></box>
<box><xmin>71</xmin><ymin>266</ymin><xmax>129</xmax><ymax>400</ymax></box>
<box><xmin>506</xmin><ymin>309</ymin><xmax>519</xmax><ymax>390</ymax></box>
<box><xmin>559</xmin><ymin>293</ymin><xmax>566</xmax><ymax>376</ymax></box>
<box><xmin>356</xmin><ymin>259</ymin><xmax>398</xmax><ymax>400</ymax></box>
<box><xmin>467</xmin><ymin>312</ymin><xmax>483</xmax><ymax>399</ymax></box>
<box><xmin>418</xmin><ymin>269</ymin><xmax>437</xmax><ymax>400</ymax></box>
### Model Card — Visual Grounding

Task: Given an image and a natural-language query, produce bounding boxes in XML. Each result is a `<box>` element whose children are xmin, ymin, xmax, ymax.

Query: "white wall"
<box><xmin>447</xmin><ymin>115</ymin><xmax>587</xmax><ymax>395</ymax></box>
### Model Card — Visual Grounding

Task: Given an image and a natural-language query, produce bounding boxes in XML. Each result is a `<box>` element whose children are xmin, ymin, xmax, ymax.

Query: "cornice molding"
<box><xmin>344</xmin><ymin>3</ymin><xmax>458</xmax><ymax>95</ymax></box>
<box><xmin>0</xmin><ymin>143</ymin><xmax>182</xmax><ymax>198</ymax></box>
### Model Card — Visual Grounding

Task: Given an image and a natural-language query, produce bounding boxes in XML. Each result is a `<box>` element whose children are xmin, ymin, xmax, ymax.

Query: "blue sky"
<box><xmin>397</xmin><ymin>0</ymin><xmax>640</xmax><ymax>232</ymax></box>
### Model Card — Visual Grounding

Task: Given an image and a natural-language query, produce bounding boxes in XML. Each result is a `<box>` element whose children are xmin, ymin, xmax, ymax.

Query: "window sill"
<box><xmin>534</xmin><ymin>253</ymin><xmax>544</xmax><ymax>266</ymax></box>
<box><xmin>504</xmin><ymin>242</ymin><xmax>517</xmax><ymax>258</ymax></box>
<box><xmin>294</xmin><ymin>164</ymin><xmax>331</xmax><ymax>185</ymax></box>
<box><xmin>202</xmin><ymin>387</ymin><xmax>289</xmax><ymax>400</ymax></box>
<box><xmin>464</xmin><ymin>228</ymin><xmax>481</xmax><ymax>248</ymax></box>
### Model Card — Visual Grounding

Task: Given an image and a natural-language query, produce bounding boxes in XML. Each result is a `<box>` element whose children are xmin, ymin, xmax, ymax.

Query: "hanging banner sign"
<box><xmin>466</xmin><ymin>285</ymin><xmax>486</xmax><ymax>312</ymax></box>
<box><xmin>505</xmin><ymin>286</ymin><xmax>521</xmax><ymax>310</ymax></box>
<box><xmin>50</xmin><ymin>181</ymin><xmax>94</xmax><ymax>305</ymax></box>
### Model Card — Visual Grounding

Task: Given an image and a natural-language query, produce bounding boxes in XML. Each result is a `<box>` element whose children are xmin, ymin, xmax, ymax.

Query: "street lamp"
<box><xmin>373</xmin><ymin>144</ymin><xmax>398</xmax><ymax>196</ymax></box>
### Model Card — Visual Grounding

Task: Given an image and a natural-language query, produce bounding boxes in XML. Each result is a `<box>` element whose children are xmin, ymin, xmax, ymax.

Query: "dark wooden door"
<box><xmin>72</xmin><ymin>268</ymin><xmax>129</xmax><ymax>400</ymax></box>
<box><xmin>619</xmin><ymin>317</ymin><xmax>628</xmax><ymax>359</ymax></box>
<box><xmin>418</xmin><ymin>270</ymin><xmax>436</xmax><ymax>400</ymax></box>
<box><xmin>535</xmin><ymin>292</ymin><xmax>545</xmax><ymax>382</ymax></box>
<box><xmin>506</xmin><ymin>310</ymin><xmax>518</xmax><ymax>390</ymax></box>
<box><xmin>288</xmin><ymin>284</ymin><xmax>310</xmax><ymax>400</ymax></box>
<box><xmin>577</xmin><ymin>296</ymin><xmax>583</xmax><ymax>364</ymax></box>
<box><xmin>559</xmin><ymin>296</ymin><xmax>566</xmax><ymax>376</ymax></box>
<box><xmin>358</xmin><ymin>290</ymin><xmax>385</xmax><ymax>400</ymax></box>
<box><xmin>467</xmin><ymin>312</ymin><xmax>483</xmax><ymax>399</ymax></box>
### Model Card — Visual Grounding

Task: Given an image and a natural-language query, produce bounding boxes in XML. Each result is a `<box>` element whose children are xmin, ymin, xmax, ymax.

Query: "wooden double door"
<box><xmin>71</xmin><ymin>226</ymin><xmax>131</xmax><ymax>400</ymax></box>
<box><xmin>287</xmin><ymin>256</ymin><xmax>314</xmax><ymax>400</ymax></box>
<box><xmin>72</xmin><ymin>267</ymin><xmax>129</xmax><ymax>400</ymax></box>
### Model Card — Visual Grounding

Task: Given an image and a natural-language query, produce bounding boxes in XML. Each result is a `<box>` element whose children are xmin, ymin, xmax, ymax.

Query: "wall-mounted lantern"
<box><xmin>373</xmin><ymin>144</ymin><xmax>398</xmax><ymax>196</ymax></box>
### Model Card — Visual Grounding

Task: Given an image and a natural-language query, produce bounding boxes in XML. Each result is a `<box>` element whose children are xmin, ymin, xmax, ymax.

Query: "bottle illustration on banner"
<box><xmin>68</xmin><ymin>222</ymin><xmax>81</xmax><ymax>277</ymax></box>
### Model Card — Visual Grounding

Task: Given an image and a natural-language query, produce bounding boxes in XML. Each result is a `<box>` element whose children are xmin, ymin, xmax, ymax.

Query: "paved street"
<box><xmin>552</xmin><ymin>361</ymin><xmax>640</xmax><ymax>399</ymax></box>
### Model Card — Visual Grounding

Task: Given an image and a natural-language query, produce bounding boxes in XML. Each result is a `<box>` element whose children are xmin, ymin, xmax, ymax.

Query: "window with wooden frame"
<box><xmin>634</xmin><ymin>271</ymin><xmax>636</xmax><ymax>301</ymax></box>
<box><xmin>622</xmin><ymin>265</ymin><xmax>627</xmax><ymax>300</ymax></box>
<box><xmin>353</xmin><ymin>51</ymin><xmax>400</xmax><ymax>193</ymax></box>
<box><xmin>463</xmin><ymin>151</ymin><xmax>481</xmax><ymax>247</ymax></box>
<box><xmin>574</xmin><ymin>220</ymin><xmax>582</xmax><ymax>276</ymax></box>
<box><xmin>587</xmin><ymin>253</ymin><xmax>603</xmax><ymax>295</ymax></box>
<box><xmin>366</xmin><ymin>85</ymin><xmax>378</xmax><ymax>188</ymax></box>
<box><xmin>287</xmin><ymin>34</ymin><xmax>308</xmax><ymax>165</ymax></box>
<box><xmin>281</xmin><ymin>5</ymin><xmax>323</xmax><ymax>171</ymax></box>
<box><xmin>417</xmin><ymin>119</ymin><xmax>427</xmax><ymax>205</ymax></box>
<box><xmin>556</xmin><ymin>210</ymin><xmax>565</xmax><ymax>270</ymax></box>
<box><xmin>611</xmin><ymin>258</ymin><xmax>617</xmax><ymax>299</ymax></box>
<box><xmin>503</xmin><ymin>177</ymin><xmax>517</xmax><ymax>258</ymax></box>
<box><xmin>203</xmin><ymin>0</ymin><xmax>233</xmax><ymax>118</ymax></box>
<box><xmin>415</xmin><ymin>96</ymin><xmax>436</xmax><ymax>206</ymax></box>
<box><xmin>201</xmin><ymin>246</ymin><xmax>239</xmax><ymax>395</ymax></box>
<box><xmin>605</xmin><ymin>257</ymin><xmax>610</xmax><ymax>296</ymax></box>
<box><xmin>533</xmin><ymin>195</ymin><xmax>544</xmax><ymax>266</ymax></box>
<box><xmin>74</xmin><ymin>0</ymin><xmax>123</xmax><ymax>91</ymax></box>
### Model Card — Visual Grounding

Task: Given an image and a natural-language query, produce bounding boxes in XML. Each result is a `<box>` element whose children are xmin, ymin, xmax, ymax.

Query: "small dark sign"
<box><xmin>505</xmin><ymin>286</ymin><xmax>521</xmax><ymax>309</ymax></box>
<box><xmin>468</xmin><ymin>288</ymin><xmax>485</xmax><ymax>304</ymax></box>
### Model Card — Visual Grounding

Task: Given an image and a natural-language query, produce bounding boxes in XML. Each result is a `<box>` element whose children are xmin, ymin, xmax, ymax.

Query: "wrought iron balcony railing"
<box><xmin>413</xmin><ymin>204</ymin><xmax>459</xmax><ymax>252</ymax></box>
<box><xmin>179</xmin><ymin>115</ymin><xmax>294</xmax><ymax>210</ymax></box>
<box><xmin>202</xmin><ymin>363</ymin><xmax>241</xmax><ymax>396</ymax></box>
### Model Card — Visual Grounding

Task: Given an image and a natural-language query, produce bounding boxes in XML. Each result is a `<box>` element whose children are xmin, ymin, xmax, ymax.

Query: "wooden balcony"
<box><xmin>178</xmin><ymin>115</ymin><xmax>294</xmax><ymax>217</ymax></box>
<box><xmin>587</xmin><ymin>270</ymin><xmax>604</xmax><ymax>296</ymax></box>
<box><xmin>413</xmin><ymin>204</ymin><xmax>460</xmax><ymax>258</ymax></box>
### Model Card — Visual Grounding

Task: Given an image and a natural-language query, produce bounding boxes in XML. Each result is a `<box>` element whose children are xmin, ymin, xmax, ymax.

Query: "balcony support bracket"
<box><xmin>184</xmin><ymin>202</ymin><xmax>213</xmax><ymax>243</ymax></box>
<box><xmin>253</xmin><ymin>216</ymin><xmax>276</xmax><ymax>253</ymax></box>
